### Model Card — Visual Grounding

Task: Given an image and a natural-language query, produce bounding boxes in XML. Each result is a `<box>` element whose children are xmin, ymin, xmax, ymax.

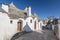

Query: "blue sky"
<box><xmin>0</xmin><ymin>0</ymin><xmax>60</xmax><ymax>19</ymax></box>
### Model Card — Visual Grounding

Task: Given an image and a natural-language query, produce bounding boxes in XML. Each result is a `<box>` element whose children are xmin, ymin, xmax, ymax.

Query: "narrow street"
<box><xmin>41</xmin><ymin>30</ymin><xmax>58</xmax><ymax>40</ymax></box>
<box><xmin>11</xmin><ymin>30</ymin><xmax>58</xmax><ymax>40</ymax></box>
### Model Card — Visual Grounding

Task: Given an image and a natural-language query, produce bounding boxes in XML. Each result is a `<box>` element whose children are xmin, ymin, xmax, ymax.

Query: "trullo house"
<box><xmin>0</xmin><ymin>2</ymin><xmax>43</xmax><ymax>40</ymax></box>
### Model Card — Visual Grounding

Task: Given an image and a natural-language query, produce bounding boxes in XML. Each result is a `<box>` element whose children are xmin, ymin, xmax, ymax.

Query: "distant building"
<box><xmin>43</xmin><ymin>17</ymin><xmax>54</xmax><ymax>29</ymax></box>
<box><xmin>51</xmin><ymin>18</ymin><xmax>60</xmax><ymax>39</ymax></box>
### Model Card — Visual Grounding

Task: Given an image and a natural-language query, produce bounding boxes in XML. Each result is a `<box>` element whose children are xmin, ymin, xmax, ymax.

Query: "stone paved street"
<box><xmin>11</xmin><ymin>30</ymin><xmax>58</xmax><ymax>40</ymax></box>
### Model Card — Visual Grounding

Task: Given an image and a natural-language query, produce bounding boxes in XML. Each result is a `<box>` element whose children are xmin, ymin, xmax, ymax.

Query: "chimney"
<box><xmin>2</xmin><ymin>3</ymin><xmax>8</xmax><ymax>12</ymax></box>
<box><xmin>25</xmin><ymin>6</ymin><xmax>31</xmax><ymax>16</ymax></box>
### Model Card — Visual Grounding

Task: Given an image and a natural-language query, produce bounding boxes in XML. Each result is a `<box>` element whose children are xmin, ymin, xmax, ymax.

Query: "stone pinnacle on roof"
<box><xmin>9</xmin><ymin>2</ymin><xmax>15</xmax><ymax>8</ymax></box>
<box><xmin>10</xmin><ymin>2</ymin><xmax>14</xmax><ymax>5</ymax></box>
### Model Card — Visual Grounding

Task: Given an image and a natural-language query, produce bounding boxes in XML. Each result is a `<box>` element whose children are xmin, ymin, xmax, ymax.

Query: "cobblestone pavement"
<box><xmin>11</xmin><ymin>30</ymin><xmax>58</xmax><ymax>40</ymax></box>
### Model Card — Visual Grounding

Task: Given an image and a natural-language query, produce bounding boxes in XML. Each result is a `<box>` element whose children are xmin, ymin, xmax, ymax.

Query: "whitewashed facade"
<box><xmin>0</xmin><ymin>2</ymin><xmax>43</xmax><ymax>40</ymax></box>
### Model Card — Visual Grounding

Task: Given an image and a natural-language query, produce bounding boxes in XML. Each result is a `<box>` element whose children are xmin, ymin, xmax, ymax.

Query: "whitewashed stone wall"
<box><xmin>0</xmin><ymin>12</ymin><xmax>10</xmax><ymax>40</ymax></box>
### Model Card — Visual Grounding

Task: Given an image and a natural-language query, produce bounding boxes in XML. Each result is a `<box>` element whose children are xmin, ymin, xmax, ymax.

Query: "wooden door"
<box><xmin>17</xmin><ymin>22</ymin><xmax>22</xmax><ymax>32</ymax></box>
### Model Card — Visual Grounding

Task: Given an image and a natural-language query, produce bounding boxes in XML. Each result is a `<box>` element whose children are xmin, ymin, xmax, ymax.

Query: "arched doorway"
<box><xmin>17</xmin><ymin>20</ymin><xmax>22</xmax><ymax>32</ymax></box>
<box><xmin>34</xmin><ymin>21</ymin><xmax>36</xmax><ymax>30</ymax></box>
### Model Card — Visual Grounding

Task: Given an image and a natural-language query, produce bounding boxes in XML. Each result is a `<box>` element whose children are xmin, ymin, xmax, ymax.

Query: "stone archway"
<box><xmin>17</xmin><ymin>20</ymin><xmax>22</xmax><ymax>32</ymax></box>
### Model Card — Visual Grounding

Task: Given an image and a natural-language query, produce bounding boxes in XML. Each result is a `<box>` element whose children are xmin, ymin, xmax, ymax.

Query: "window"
<box><xmin>30</xmin><ymin>20</ymin><xmax>32</xmax><ymax>23</ymax></box>
<box><xmin>10</xmin><ymin>20</ymin><xmax>13</xmax><ymax>24</ymax></box>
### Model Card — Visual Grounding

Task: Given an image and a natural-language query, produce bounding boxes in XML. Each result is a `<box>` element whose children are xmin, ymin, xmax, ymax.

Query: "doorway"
<box><xmin>34</xmin><ymin>21</ymin><xmax>36</xmax><ymax>31</ymax></box>
<box><xmin>17</xmin><ymin>20</ymin><xmax>22</xmax><ymax>32</ymax></box>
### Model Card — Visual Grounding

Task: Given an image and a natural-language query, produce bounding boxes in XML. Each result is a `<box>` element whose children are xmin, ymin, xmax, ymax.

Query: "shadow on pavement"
<box><xmin>11</xmin><ymin>30</ymin><xmax>58</xmax><ymax>40</ymax></box>
<box><xmin>11</xmin><ymin>31</ymin><xmax>32</xmax><ymax>40</ymax></box>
